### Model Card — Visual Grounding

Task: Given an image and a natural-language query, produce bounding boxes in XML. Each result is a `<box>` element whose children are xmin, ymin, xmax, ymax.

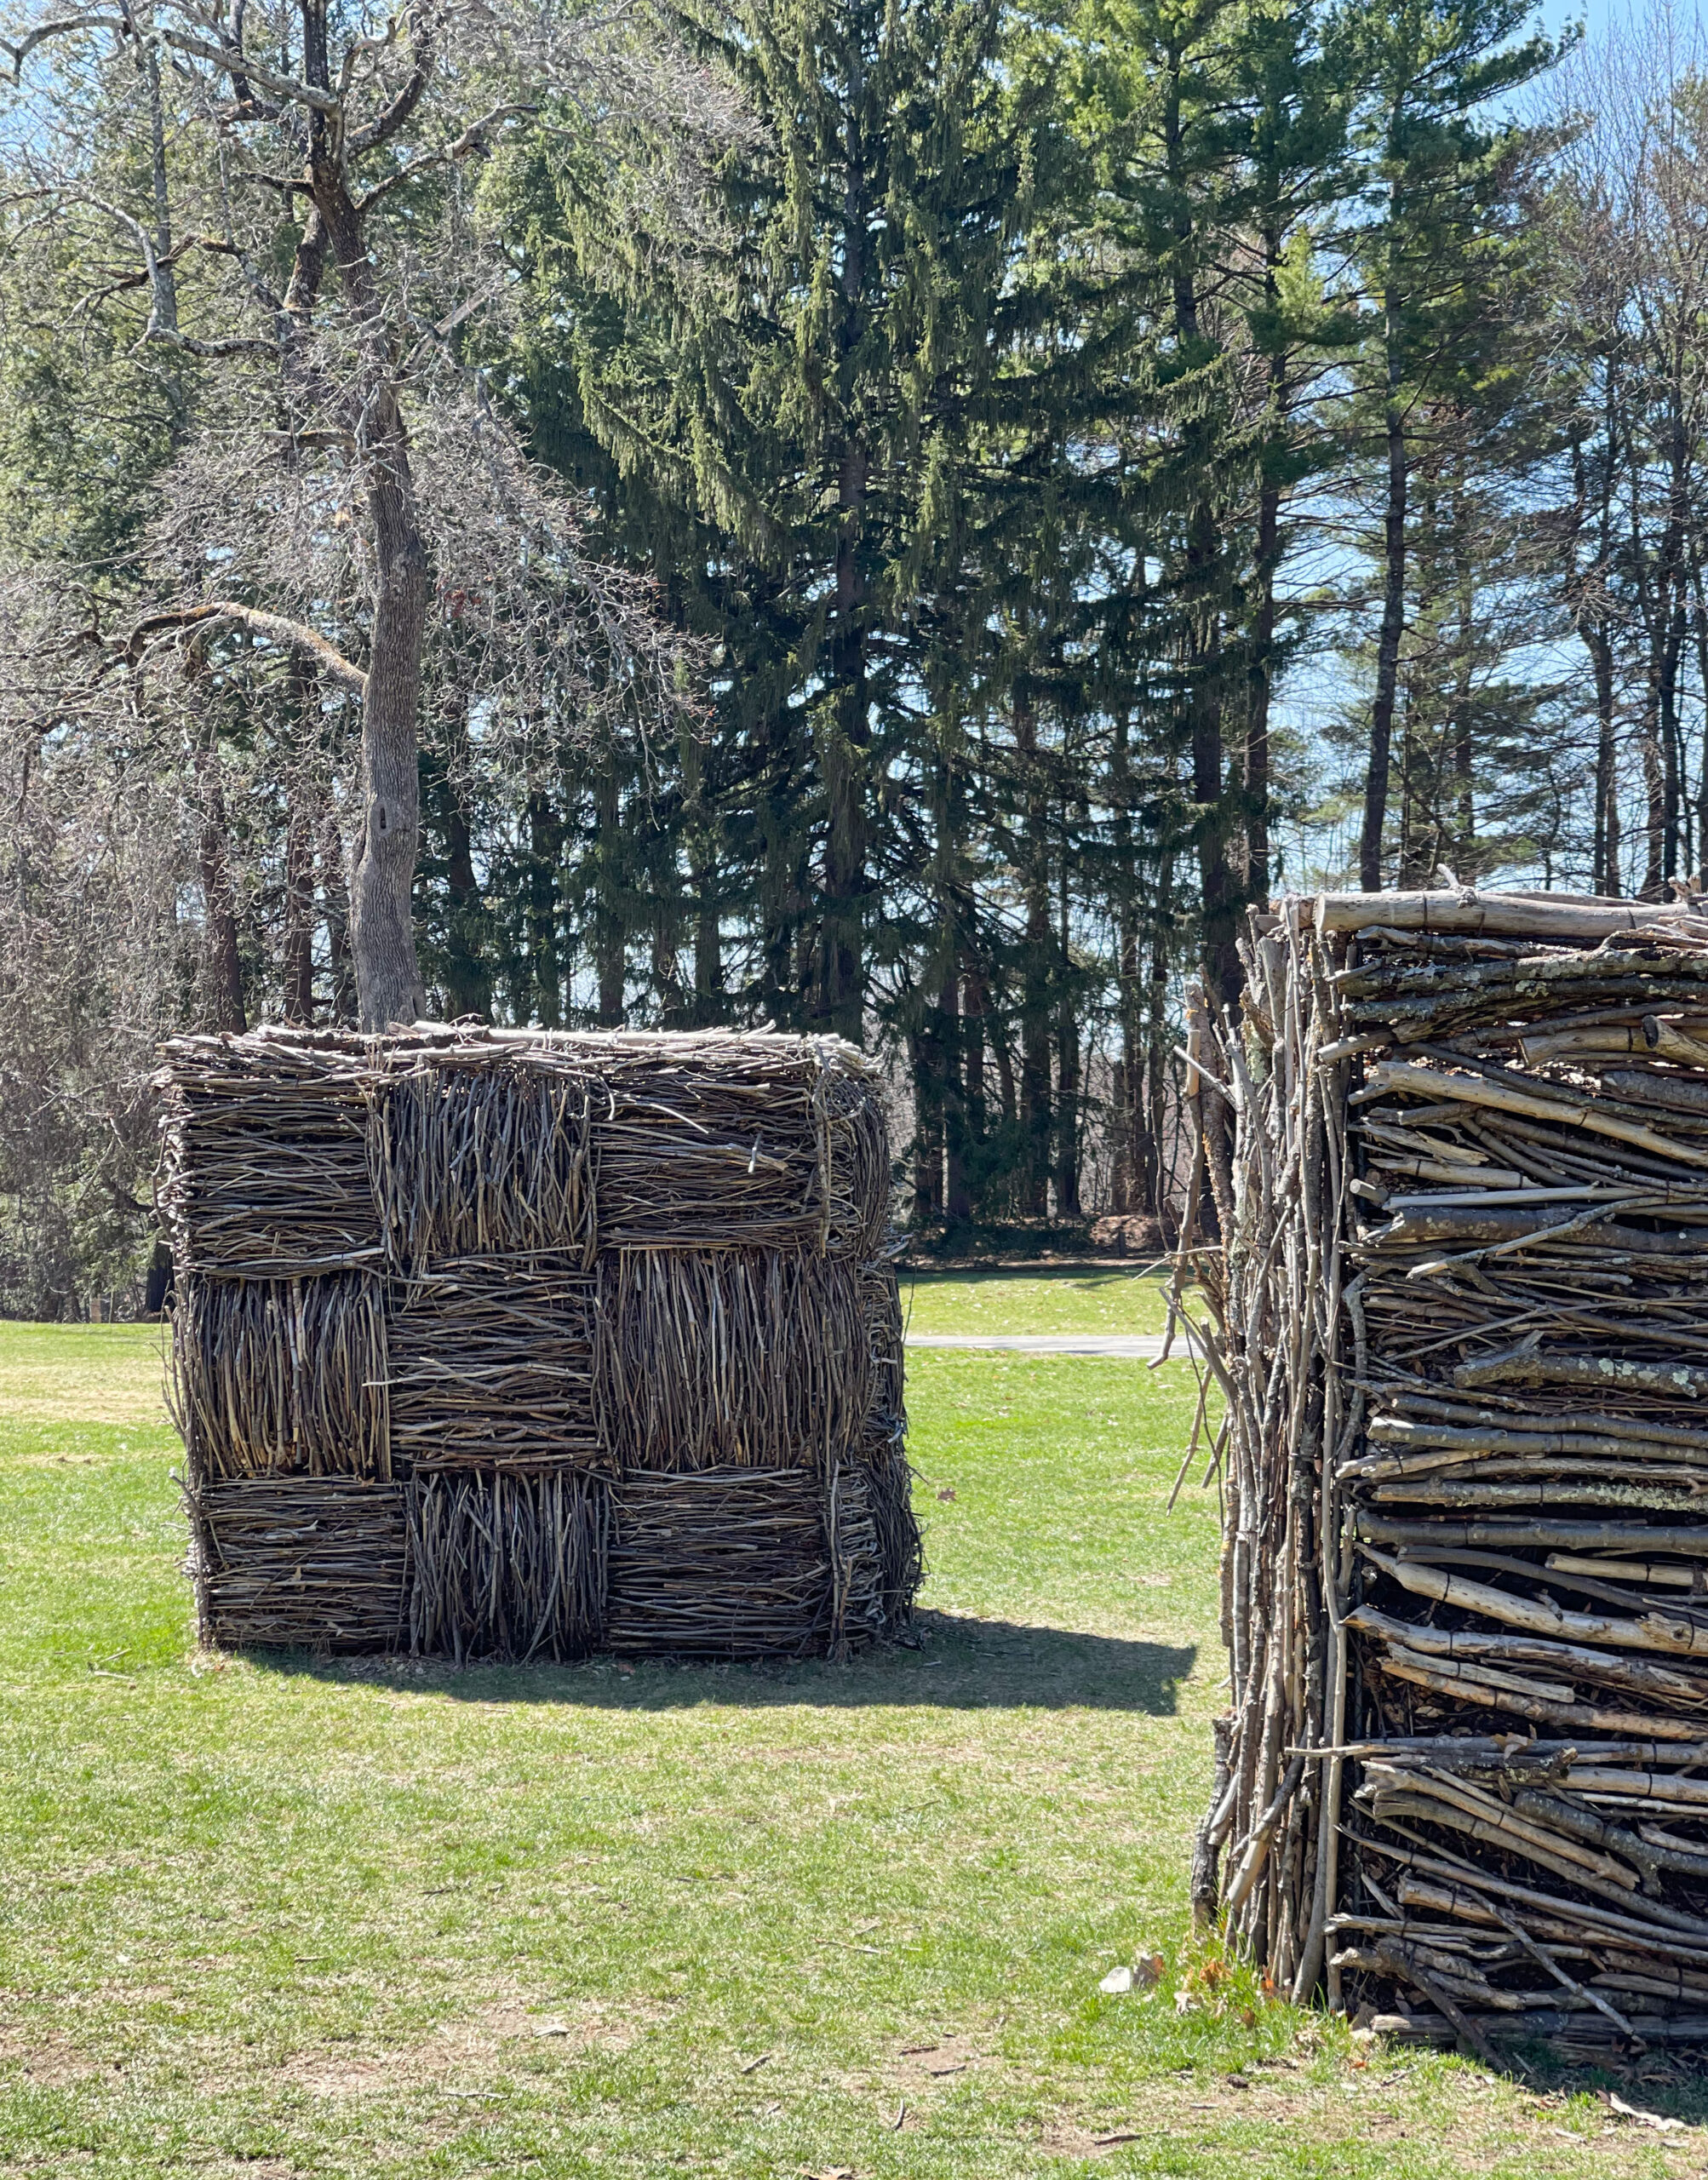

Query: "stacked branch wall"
<box><xmin>1189</xmin><ymin>892</ymin><xmax>1708</xmax><ymax>2056</ymax></box>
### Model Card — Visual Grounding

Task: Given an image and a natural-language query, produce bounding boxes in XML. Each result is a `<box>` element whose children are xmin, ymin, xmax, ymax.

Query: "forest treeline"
<box><xmin>0</xmin><ymin>0</ymin><xmax>1705</xmax><ymax>1312</ymax></box>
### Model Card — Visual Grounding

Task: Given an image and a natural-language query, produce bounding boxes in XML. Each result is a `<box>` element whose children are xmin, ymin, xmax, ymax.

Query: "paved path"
<box><xmin>903</xmin><ymin>1332</ymin><xmax>1168</xmax><ymax>1358</ymax></box>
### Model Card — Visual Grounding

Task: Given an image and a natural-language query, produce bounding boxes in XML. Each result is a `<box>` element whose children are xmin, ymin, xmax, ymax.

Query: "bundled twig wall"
<box><xmin>826</xmin><ymin>1459</ymin><xmax>888</xmax><ymax>1652</ymax></box>
<box><xmin>852</xmin><ymin>1255</ymin><xmax>920</xmax><ymax>1626</ymax></box>
<box><xmin>591</xmin><ymin>1041</ymin><xmax>834</xmax><ymax>1254</ymax></box>
<box><xmin>859</xmin><ymin>1256</ymin><xmax>907</xmax><ymax>1457</ymax></box>
<box><xmin>408</xmin><ymin>1468</ymin><xmax>607</xmax><ymax>1663</ymax></box>
<box><xmin>389</xmin><ymin>1259</ymin><xmax>600</xmax><ymax>1469</ymax></box>
<box><xmin>171</xmin><ymin>1272</ymin><xmax>390</xmax><ymax>1479</ymax></box>
<box><xmin>1181</xmin><ymin>889</ymin><xmax>1708</xmax><ymax>2057</ymax></box>
<box><xmin>863</xmin><ymin>1438</ymin><xmax>926</xmax><ymax>1629</ymax></box>
<box><xmin>156</xmin><ymin>1026</ymin><xmax>922</xmax><ymax>1663</ymax></box>
<box><xmin>189</xmin><ymin>1477</ymin><xmax>410</xmax><ymax>1651</ymax></box>
<box><xmin>158</xmin><ymin>1039</ymin><xmax>381</xmax><ymax>1274</ymax></box>
<box><xmin>594</xmin><ymin>1248</ymin><xmax>868</xmax><ymax>1472</ymax></box>
<box><xmin>604</xmin><ymin>1466</ymin><xmax>839</xmax><ymax>1657</ymax></box>
<box><xmin>375</xmin><ymin>1051</ymin><xmax>596</xmax><ymax>1271</ymax></box>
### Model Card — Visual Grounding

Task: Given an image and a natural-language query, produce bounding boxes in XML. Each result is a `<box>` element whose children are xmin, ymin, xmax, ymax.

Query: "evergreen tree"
<box><xmin>525</xmin><ymin>0</ymin><xmax>1076</xmax><ymax>1042</ymax></box>
<box><xmin>1344</xmin><ymin>0</ymin><xmax>1562</xmax><ymax>891</ymax></box>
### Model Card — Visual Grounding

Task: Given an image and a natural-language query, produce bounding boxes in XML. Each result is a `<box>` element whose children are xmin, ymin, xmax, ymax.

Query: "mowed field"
<box><xmin>0</xmin><ymin>1273</ymin><xmax>1697</xmax><ymax>2178</ymax></box>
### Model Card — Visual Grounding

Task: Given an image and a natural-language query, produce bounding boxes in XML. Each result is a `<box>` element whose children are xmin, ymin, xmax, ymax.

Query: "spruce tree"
<box><xmin>1345</xmin><ymin>0</ymin><xmax>1562</xmax><ymax>891</ymax></box>
<box><xmin>520</xmin><ymin>0</ymin><xmax>1071</xmax><ymax>1045</ymax></box>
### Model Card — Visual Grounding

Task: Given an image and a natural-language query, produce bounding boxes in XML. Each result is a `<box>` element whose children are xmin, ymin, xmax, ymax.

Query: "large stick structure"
<box><xmin>155</xmin><ymin>1026</ymin><xmax>920</xmax><ymax>1662</ymax></box>
<box><xmin>1183</xmin><ymin>888</ymin><xmax>1708</xmax><ymax>2055</ymax></box>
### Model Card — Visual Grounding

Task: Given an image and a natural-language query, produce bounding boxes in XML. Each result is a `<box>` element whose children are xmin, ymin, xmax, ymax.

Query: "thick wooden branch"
<box><xmin>346</xmin><ymin>1</ymin><xmax>435</xmax><ymax>156</ymax></box>
<box><xmin>1310</xmin><ymin>888</ymin><xmax>1705</xmax><ymax>943</ymax></box>
<box><xmin>1355</xmin><ymin>1057</ymin><xmax>1708</xmax><ymax>1170</ymax></box>
<box><xmin>122</xmin><ymin>603</ymin><xmax>367</xmax><ymax>696</ymax></box>
<box><xmin>1</xmin><ymin>9</ymin><xmax>127</xmax><ymax>77</ymax></box>
<box><xmin>152</xmin><ymin>328</ymin><xmax>278</xmax><ymax>358</ymax></box>
<box><xmin>270</xmin><ymin>427</ymin><xmax>358</xmax><ymax>452</ymax></box>
<box><xmin>1362</xmin><ymin>1545</ymin><xmax>1708</xmax><ymax>1661</ymax></box>
<box><xmin>355</xmin><ymin>101</ymin><xmax>537</xmax><ymax>211</ymax></box>
<box><xmin>220</xmin><ymin>0</ymin><xmax>279</xmax><ymax>119</ymax></box>
<box><xmin>78</xmin><ymin>192</ymin><xmax>281</xmax><ymax>359</ymax></box>
<box><xmin>234</xmin><ymin>168</ymin><xmax>313</xmax><ymax>197</ymax></box>
<box><xmin>153</xmin><ymin>16</ymin><xmax>341</xmax><ymax>111</ymax></box>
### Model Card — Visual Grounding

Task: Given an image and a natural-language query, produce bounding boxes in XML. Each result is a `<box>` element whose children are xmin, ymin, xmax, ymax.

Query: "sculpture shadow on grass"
<box><xmin>260</xmin><ymin>1609</ymin><xmax>1197</xmax><ymax>1716</ymax></box>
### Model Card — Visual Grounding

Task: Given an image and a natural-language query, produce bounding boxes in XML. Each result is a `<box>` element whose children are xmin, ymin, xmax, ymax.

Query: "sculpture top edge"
<box><xmin>152</xmin><ymin>1023</ymin><xmax>874</xmax><ymax>1077</ymax></box>
<box><xmin>1263</xmin><ymin>887</ymin><xmax>1708</xmax><ymax>943</ymax></box>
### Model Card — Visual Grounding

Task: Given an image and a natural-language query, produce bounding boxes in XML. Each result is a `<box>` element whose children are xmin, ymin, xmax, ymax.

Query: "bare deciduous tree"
<box><xmin>1546</xmin><ymin>6</ymin><xmax>1708</xmax><ymax>897</ymax></box>
<box><xmin>2</xmin><ymin>0</ymin><xmax>727</xmax><ymax>1024</ymax></box>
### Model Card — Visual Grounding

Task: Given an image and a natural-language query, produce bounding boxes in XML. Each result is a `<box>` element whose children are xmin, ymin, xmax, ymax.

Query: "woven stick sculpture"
<box><xmin>158</xmin><ymin>1026</ymin><xmax>922</xmax><ymax>1663</ymax></box>
<box><xmin>1181</xmin><ymin>889</ymin><xmax>1708</xmax><ymax>2056</ymax></box>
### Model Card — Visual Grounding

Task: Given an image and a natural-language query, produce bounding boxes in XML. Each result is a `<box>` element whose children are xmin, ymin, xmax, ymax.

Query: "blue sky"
<box><xmin>1541</xmin><ymin>0</ymin><xmax>1598</xmax><ymax>38</ymax></box>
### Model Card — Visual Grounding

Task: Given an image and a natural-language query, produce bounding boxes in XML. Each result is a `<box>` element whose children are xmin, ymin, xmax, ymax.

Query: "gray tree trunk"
<box><xmin>312</xmin><ymin>109</ymin><xmax>429</xmax><ymax>1030</ymax></box>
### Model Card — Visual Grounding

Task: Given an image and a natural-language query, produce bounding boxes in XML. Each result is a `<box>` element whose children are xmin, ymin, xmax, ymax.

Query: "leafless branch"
<box><xmin>121</xmin><ymin>603</ymin><xmax>369</xmax><ymax>695</ymax></box>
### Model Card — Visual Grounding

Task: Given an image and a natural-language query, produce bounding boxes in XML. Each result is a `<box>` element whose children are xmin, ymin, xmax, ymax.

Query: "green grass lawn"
<box><xmin>899</xmin><ymin>1265</ymin><xmax>1173</xmax><ymax>1338</ymax></box>
<box><xmin>0</xmin><ymin>1315</ymin><xmax>1694</xmax><ymax>2177</ymax></box>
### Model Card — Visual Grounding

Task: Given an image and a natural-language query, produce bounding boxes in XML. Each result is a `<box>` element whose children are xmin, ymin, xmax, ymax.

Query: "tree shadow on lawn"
<box><xmin>253</xmin><ymin>1609</ymin><xmax>1197</xmax><ymax>1715</ymax></box>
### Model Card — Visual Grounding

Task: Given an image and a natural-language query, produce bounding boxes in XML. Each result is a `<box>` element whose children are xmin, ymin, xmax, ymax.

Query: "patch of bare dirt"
<box><xmin>1</xmin><ymin>1982</ymin><xmax>666</xmax><ymax>2108</ymax></box>
<box><xmin>277</xmin><ymin>1991</ymin><xmax>664</xmax><ymax>2101</ymax></box>
<box><xmin>0</xmin><ymin>2024</ymin><xmax>104</xmax><ymax>2089</ymax></box>
<box><xmin>0</xmin><ymin>1985</ymin><xmax>191</xmax><ymax>2088</ymax></box>
<box><xmin>880</xmin><ymin>2031</ymin><xmax>996</xmax><ymax>2097</ymax></box>
<box><xmin>1038</xmin><ymin>2070</ymin><xmax>1705</xmax><ymax>2172</ymax></box>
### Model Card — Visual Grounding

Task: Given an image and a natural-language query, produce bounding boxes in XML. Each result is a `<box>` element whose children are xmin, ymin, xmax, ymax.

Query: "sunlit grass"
<box><xmin>0</xmin><ymin>1304</ymin><xmax>1688</xmax><ymax>2177</ymax></box>
<box><xmin>0</xmin><ymin>1319</ymin><xmax>167</xmax><ymax>1430</ymax></box>
<box><xmin>901</xmin><ymin>1265</ymin><xmax>1174</xmax><ymax>1339</ymax></box>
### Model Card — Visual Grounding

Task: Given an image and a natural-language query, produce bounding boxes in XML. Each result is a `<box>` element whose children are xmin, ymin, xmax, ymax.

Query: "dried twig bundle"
<box><xmin>1183</xmin><ymin>888</ymin><xmax>1708</xmax><ymax>2056</ymax></box>
<box><xmin>821</xmin><ymin>1070</ymin><xmax>891</xmax><ymax>1259</ymax></box>
<box><xmin>605</xmin><ymin>1467</ymin><xmax>834</xmax><ymax>1656</ymax></box>
<box><xmin>375</xmin><ymin>1049</ymin><xmax>596</xmax><ymax>1270</ymax></box>
<box><xmin>594</xmin><ymin>1248</ymin><xmax>868</xmax><ymax>1471</ymax></box>
<box><xmin>154</xmin><ymin>1036</ymin><xmax>381</xmax><ymax>1274</ymax></box>
<box><xmin>191</xmin><ymin>1477</ymin><xmax>409</xmax><ymax>1649</ymax></box>
<box><xmin>389</xmin><ymin>1258</ymin><xmax>600</xmax><ymax>1468</ymax></box>
<box><xmin>172</xmin><ymin>1272</ymin><xmax>390</xmax><ymax>1479</ymax></box>
<box><xmin>848</xmin><ymin>1249</ymin><xmax>920</xmax><ymax>1632</ymax></box>
<box><xmin>586</xmin><ymin>1034</ymin><xmax>883</xmax><ymax>1254</ymax></box>
<box><xmin>826</xmin><ymin>1458</ymin><xmax>886</xmax><ymax>1653</ymax></box>
<box><xmin>859</xmin><ymin>1437</ymin><xmax>924</xmax><ymax>1632</ymax></box>
<box><xmin>407</xmin><ymin>1468</ymin><xmax>607</xmax><ymax>1663</ymax></box>
<box><xmin>858</xmin><ymin>1254</ymin><xmax>907</xmax><ymax>1453</ymax></box>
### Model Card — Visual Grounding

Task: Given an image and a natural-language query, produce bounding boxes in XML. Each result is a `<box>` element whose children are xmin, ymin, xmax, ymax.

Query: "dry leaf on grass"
<box><xmin>1605</xmin><ymin>2094</ymin><xmax>1687</xmax><ymax>2133</ymax></box>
